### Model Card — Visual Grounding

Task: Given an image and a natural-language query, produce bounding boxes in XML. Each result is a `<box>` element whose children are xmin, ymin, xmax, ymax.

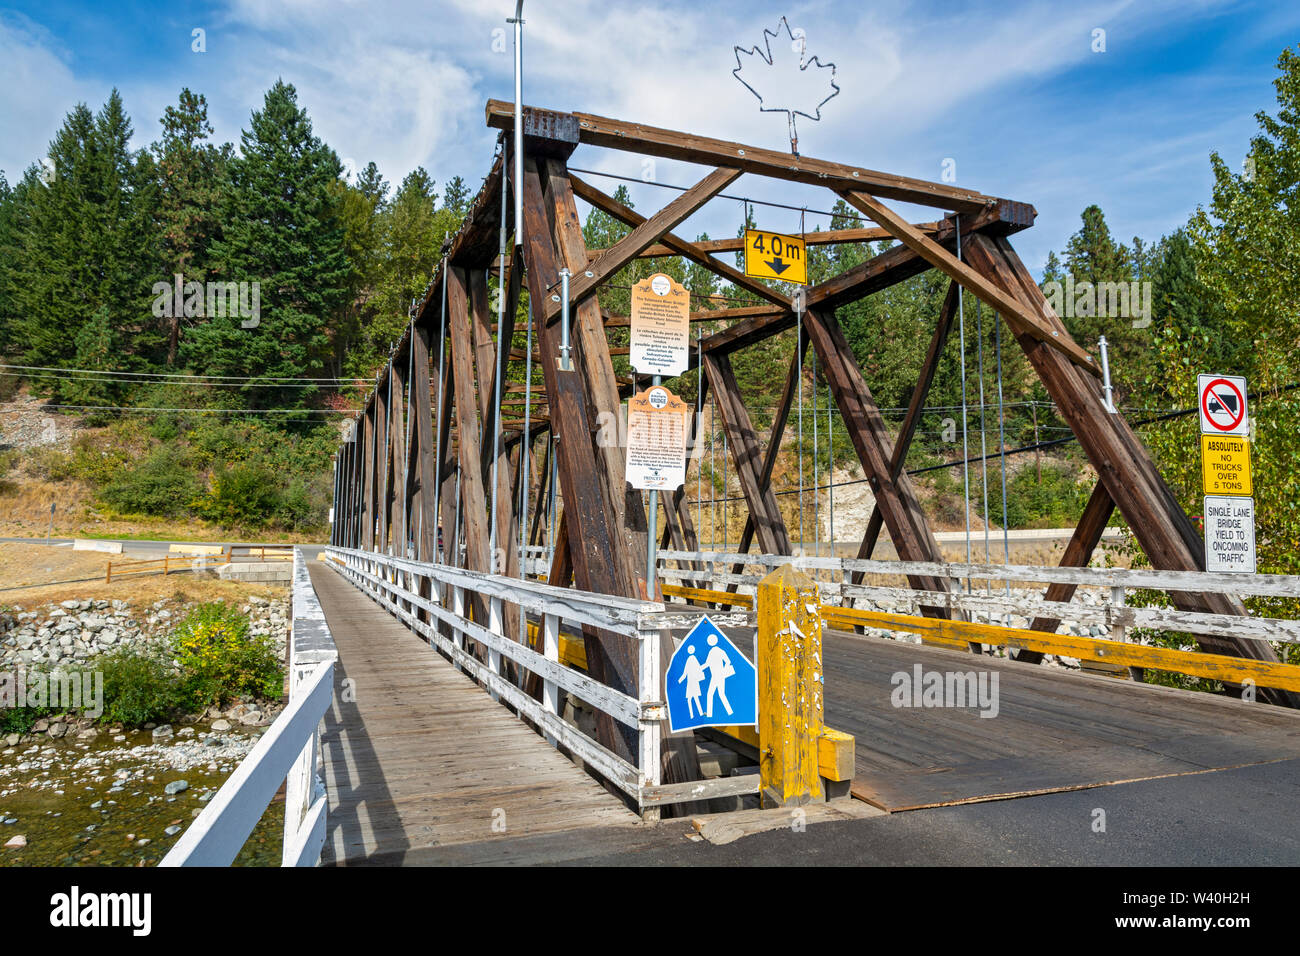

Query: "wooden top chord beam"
<box><xmin>486</xmin><ymin>101</ymin><xmax>1028</xmax><ymax>214</ymax></box>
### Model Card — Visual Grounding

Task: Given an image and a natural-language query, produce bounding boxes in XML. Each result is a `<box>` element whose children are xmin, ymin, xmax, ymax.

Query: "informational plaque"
<box><xmin>625</xmin><ymin>385</ymin><xmax>690</xmax><ymax>490</ymax></box>
<box><xmin>629</xmin><ymin>273</ymin><xmax>690</xmax><ymax>377</ymax></box>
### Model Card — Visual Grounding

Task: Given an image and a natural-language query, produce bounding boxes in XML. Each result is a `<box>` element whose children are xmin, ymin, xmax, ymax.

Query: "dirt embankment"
<box><xmin>0</xmin><ymin>542</ymin><xmax>286</xmax><ymax>607</ymax></box>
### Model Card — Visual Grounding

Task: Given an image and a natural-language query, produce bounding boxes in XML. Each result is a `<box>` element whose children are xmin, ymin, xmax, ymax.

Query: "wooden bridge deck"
<box><xmin>820</xmin><ymin>629</ymin><xmax>1300</xmax><ymax>811</ymax></box>
<box><xmin>306</xmin><ymin>563</ymin><xmax>640</xmax><ymax>865</ymax></box>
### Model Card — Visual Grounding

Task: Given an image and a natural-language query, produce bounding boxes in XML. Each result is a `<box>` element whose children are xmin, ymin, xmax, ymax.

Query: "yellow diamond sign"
<box><xmin>743</xmin><ymin>229</ymin><xmax>807</xmax><ymax>285</ymax></box>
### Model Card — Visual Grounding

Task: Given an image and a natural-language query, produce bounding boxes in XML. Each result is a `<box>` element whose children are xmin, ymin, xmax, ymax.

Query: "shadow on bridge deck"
<box><xmin>306</xmin><ymin>563</ymin><xmax>640</xmax><ymax>865</ymax></box>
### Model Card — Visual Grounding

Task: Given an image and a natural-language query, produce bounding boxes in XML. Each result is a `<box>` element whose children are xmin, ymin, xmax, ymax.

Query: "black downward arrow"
<box><xmin>765</xmin><ymin>257</ymin><xmax>790</xmax><ymax>275</ymax></box>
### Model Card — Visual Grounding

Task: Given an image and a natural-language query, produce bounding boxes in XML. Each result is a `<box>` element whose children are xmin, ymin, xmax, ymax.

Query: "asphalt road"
<box><xmin>440</xmin><ymin>757</ymin><xmax>1300</xmax><ymax>867</ymax></box>
<box><xmin>0</xmin><ymin>536</ymin><xmax>327</xmax><ymax>560</ymax></box>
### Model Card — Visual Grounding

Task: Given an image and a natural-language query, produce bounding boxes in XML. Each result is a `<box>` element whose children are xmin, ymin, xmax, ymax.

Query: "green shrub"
<box><xmin>171</xmin><ymin>602</ymin><xmax>283</xmax><ymax>708</ymax></box>
<box><xmin>96</xmin><ymin>648</ymin><xmax>184</xmax><ymax>726</ymax></box>
<box><xmin>98</xmin><ymin>444</ymin><xmax>202</xmax><ymax>517</ymax></box>
<box><xmin>64</xmin><ymin>427</ymin><xmax>143</xmax><ymax>485</ymax></box>
<box><xmin>0</xmin><ymin>703</ymin><xmax>53</xmax><ymax>735</ymax></box>
<box><xmin>997</xmin><ymin>463</ymin><xmax>1093</xmax><ymax>529</ymax></box>
<box><xmin>194</xmin><ymin>463</ymin><xmax>282</xmax><ymax>529</ymax></box>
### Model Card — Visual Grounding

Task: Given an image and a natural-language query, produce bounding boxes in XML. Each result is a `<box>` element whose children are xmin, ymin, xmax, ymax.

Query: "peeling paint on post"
<box><xmin>757</xmin><ymin>564</ymin><xmax>823</xmax><ymax>807</ymax></box>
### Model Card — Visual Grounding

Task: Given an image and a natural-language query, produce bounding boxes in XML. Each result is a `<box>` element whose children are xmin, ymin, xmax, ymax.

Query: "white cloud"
<box><xmin>0</xmin><ymin>0</ymin><xmax>1259</xmax><ymax>273</ymax></box>
<box><xmin>0</xmin><ymin>13</ymin><xmax>89</xmax><ymax>182</ymax></box>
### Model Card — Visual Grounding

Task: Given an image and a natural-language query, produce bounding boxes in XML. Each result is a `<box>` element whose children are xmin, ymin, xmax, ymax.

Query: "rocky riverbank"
<box><xmin>0</xmin><ymin>595</ymin><xmax>289</xmax><ymax>673</ymax></box>
<box><xmin>0</xmin><ymin>591</ymin><xmax>292</xmax><ymax>864</ymax></box>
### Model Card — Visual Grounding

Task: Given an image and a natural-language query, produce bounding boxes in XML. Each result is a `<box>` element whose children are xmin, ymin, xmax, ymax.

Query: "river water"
<box><xmin>0</xmin><ymin>724</ymin><xmax>282</xmax><ymax>866</ymax></box>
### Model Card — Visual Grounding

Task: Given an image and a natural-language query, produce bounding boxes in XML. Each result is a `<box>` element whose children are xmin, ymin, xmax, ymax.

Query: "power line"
<box><xmin>568</xmin><ymin>166</ymin><xmax>865</xmax><ymax>225</ymax></box>
<box><xmin>688</xmin><ymin>381</ymin><xmax>1300</xmax><ymax>507</ymax></box>
<box><xmin>0</xmin><ymin>371</ymin><xmax>354</xmax><ymax>390</ymax></box>
<box><xmin>0</xmin><ymin>402</ymin><xmax>355</xmax><ymax>416</ymax></box>
<box><xmin>0</xmin><ymin>363</ymin><xmax>367</xmax><ymax>385</ymax></box>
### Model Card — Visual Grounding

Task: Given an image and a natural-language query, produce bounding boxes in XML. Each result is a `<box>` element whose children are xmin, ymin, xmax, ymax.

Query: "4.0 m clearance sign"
<box><xmin>743</xmin><ymin>229</ymin><xmax>807</xmax><ymax>285</ymax></box>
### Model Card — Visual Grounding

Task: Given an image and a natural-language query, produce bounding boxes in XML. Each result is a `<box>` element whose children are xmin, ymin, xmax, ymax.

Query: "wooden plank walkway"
<box><xmin>306</xmin><ymin>563</ymin><xmax>640</xmax><ymax>865</ymax></box>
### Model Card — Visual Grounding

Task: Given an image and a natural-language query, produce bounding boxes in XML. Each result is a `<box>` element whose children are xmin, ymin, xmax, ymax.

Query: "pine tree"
<box><xmin>332</xmin><ymin>161</ymin><xmax>389</xmax><ymax>376</ymax></box>
<box><xmin>355</xmin><ymin>166</ymin><xmax>441</xmax><ymax>376</ymax></box>
<box><xmin>1041</xmin><ymin>250</ymin><xmax>1064</xmax><ymax>284</ymax></box>
<box><xmin>1059</xmin><ymin>204</ymin><xmax>1150</xmax><ymax>393</ymax></box>
<box><xmin>1064</xmin><ymin>205</ymin><xmax>1132</xmax><ymax>283</ymax></box>
<box><xmin>152</xmin><ymin>89</ymin><xmax>230</xmax><ymax>365</ymax></box>
<box><xmin>0</xmin><ymin>173</ymin><xmax>15</xmax><ymax>349</ymax></box>
<box><xmin>9</xmin><ymin>91</ymin><xmax>158</xmax><ymax>398</ymax></box>
<box><xmin>442</xmin><ymin>175</ymin><xmax>471</xmax><ymax>220</ymax></box>
<box><xmin>191</xmin><ymin>80</ymin><xmax>350</xmax><ymax>409</ymax></box>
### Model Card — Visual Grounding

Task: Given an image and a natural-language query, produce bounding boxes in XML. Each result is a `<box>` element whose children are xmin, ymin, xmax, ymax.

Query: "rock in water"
<box><xmin>210</xmin><ymin>719</ymin><xmax>231</xmax><ymax>732</ymax></box>
<box><xmin>5</xmin><ymin>835</ymin><xmax>26</xmax><ymax>849</ymax></box>
<box><xmin>151</xmin><ymin>724</ymin><xmax>174</xmax><ymax>740</ymax></box>
<box><xmin>163</xmin><ymin>780</ymin><xmax>189</xmax><ymax>795</ymax></box>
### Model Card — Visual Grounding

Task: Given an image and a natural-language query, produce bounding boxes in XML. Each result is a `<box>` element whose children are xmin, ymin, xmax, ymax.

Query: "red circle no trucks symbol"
<box><xmin>1201</xmin><ymin>377</ymin><xmax>1246</xmax><ymax>432</ymax></box>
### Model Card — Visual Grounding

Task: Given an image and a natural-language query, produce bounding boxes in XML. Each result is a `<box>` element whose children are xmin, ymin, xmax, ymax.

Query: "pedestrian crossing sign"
<box><xmin>665</xmin><ymin>616</ymin><xmax>758</xmax><ymax>732</ymax></box>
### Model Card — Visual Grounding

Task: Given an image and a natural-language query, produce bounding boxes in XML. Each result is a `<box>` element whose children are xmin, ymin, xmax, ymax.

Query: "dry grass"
<box><xmin>0</xmin><ymin>542</ymin><xmax>286</xmax><ymax>608</ymax></box>
<box><xmin>0</xmin><ymin>455</ymin><xmax>323</xmax><ymax>544</ymax></box>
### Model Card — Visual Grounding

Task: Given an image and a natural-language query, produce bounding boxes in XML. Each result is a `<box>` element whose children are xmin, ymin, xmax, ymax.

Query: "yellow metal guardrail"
<box><xmin>661</xmin><ymin>577</ymin><xmax>1300</xmax><ymax>694</ymax></box>
<box><xmin>661</xmin><ymin>583</ymin><xmax>752</xmax><ymax>608</ymax></box>
<box><xmin>821</xmin><ymin>604</ymin><xmax>1300</xmax><ymax>693</ymax></box>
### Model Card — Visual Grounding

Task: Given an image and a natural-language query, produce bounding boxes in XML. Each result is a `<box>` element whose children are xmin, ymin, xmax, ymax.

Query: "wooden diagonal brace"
<box><xmin>855</xmin><ymin>281</ymin><xmax>959</xmax><ymax>573</ymax></box>
<box><xmin>804</xmin><ymin>307</ymin><xmax>956</xmax><ymax>611</ymax></box>
<box><xmin>730</xmin><ymin>325</ymin><xmax>810</xmax><ymax>581</ymax></box>
<box><xmin>837</xmin><ymin>188</ymin><xmax>1099</xmax><ymax>376</ymax></box>
<box><xmin>702</xmin><ymin>351</ymin><xmax>792</xmax><ymax>556</ymax></box>
<box><xmin>543</xmin><ymin>166</ymin><xmax>743</xmax><ymax>323</ymax></box>
<box><xmin>570</xmin><ymin>175</ymin><xmax>791</xmax><ymax>310</ymax></box>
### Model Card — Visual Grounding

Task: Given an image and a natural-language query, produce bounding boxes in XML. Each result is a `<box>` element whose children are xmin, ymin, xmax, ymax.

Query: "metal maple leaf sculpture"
<box><xmin>732</xmin><ymin>17</ymin><xmax>839</xmax><ymax>156</ymax></box>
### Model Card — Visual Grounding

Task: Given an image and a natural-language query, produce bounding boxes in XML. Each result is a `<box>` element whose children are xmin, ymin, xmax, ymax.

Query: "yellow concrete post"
<box><xmin>756</xmin><ymin>564</ymin><xmax>824</xmax><ymax>807</ymax></box>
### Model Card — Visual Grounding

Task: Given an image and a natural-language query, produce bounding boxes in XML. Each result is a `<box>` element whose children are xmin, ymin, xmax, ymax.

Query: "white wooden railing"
<box><xmin>161</xmin><ymin>549</ymin><xmax>337</xmax><ymax>867</ymax></box>
<box><xmin>324</xmin><ymin>545</ymin><xmax>752</xmax><ymax>818</ymax></box>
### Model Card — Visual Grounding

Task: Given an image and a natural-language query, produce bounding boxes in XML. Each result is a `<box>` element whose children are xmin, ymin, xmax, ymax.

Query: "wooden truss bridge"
<box><xmin>324</xmin><ymin>100</ymin><xmax>1299</xmax><ymax>820</ymax></box>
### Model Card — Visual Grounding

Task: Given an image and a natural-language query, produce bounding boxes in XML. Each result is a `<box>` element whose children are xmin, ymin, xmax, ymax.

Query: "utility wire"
<box><xmin>568</xmin><ymin>166</ymin><xmax>867</xmax><ymax>225</ymax></box>
<box><xmin>0</xmin><ymin>363</ymin><xmax>365</xmax><ymax>384</ymax></box>
<box><xmin>688</xmin><ymin>381</ymin><xmax>1300</xmax><ymax>507</ymax></box>
<box><xmin>0</xmin><ymin>403</ymin><xmax>355</xmax><ymax>416</ymax></box>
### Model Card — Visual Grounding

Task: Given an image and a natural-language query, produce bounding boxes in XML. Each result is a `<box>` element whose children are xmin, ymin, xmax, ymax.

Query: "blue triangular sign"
<box><xmin>665</xmin><ymin>616</ymin><xmax>757</xmax><ymax>732</ymax></box>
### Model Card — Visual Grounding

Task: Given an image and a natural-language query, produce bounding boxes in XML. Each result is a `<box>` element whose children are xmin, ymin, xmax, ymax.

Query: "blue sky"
<box><xmin>2</xmin><ymin>0</ymin><xmax>1298</xmax><ymax>272</ymax></box>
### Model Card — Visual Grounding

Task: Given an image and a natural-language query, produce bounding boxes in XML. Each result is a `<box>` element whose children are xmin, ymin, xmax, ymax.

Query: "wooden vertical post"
<box><xmin>408</xmin><ymin>319</ymin><xmax>439</xmax><ymax>565</ymax></box>
<box><xmin>756</xmin><ymin>564</ymin><xmax>824</xmax><ymax>807</ymax></box>
<box><xmin>388</xmin><ymin>351</ymin><xmax>408</xmax><ymax>557</ymax></box>
<box><xmin>702</xmin><ymin>350</ymin><xmax>793</xmax><ymax>555</ymax></box>
<box><xmin>373</xmin><ymin>376</ymin><xmax>389</xmax><ymax>553</ymax></box>
<box><xmin>361</xmin><ymin>399</ymin><xmax>376</xmax><ymax>550</ymax></box>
